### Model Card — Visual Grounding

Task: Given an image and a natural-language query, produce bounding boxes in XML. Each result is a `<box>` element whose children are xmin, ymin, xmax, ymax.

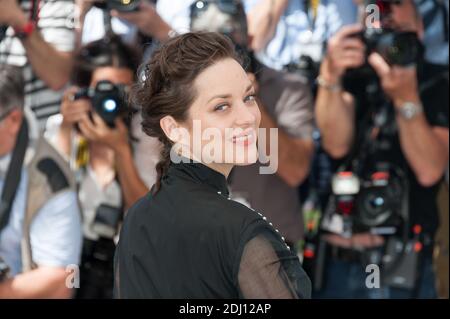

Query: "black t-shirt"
<box><xmin>114</xmin><ymin>160</ymin><xmax>311</xmax><ymax>299</ymax></box>
<box><xmin>341</xmin><ymin>62</ymin><xmax>449</xmax><ymax>237</ymax></box>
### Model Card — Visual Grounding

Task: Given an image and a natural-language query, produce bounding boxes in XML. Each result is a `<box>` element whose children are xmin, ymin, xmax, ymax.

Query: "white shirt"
<box><xmin>244</xmin><ymin>0</ymin><xmax>358</xmax><ymax>70</ymax></box>
<box><xmin>81</xmin><ymin>7</ymin><xmax>138</xmax><ymax>45</ymax></box>
<box><xmin>156</xmin><ymin>0</ymin><xmax>194</xmax><ymax>34</ymax></box>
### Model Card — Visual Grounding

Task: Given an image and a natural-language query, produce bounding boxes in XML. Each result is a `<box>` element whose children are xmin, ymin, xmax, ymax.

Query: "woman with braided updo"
<box><xmin>114</xmin><ymin>32</ymin><xmax>311</xmax><ymax>299</ymax></box>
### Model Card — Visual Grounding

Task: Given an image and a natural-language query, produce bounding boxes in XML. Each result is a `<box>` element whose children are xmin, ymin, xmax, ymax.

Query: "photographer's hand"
<box><xmin>0</xmin><ymin>0</ymin><xmax>27</xmax><ymax>27</ymax></box>
<box><xmin>77</xmin><ymin>112</ymin><xmax>129</xmax><ymax>153</ymax></box>
<box><xmin>110</xmin><ymin>1</ymin><xmax>173</xmax><ymax>42</ymax></box>
<box><xmin>368</xmin><ymin>53</ymin><xmax>420</xmax><ymax>107</ymax></box>
<box><xmin>55</xmin><ymin>87</ymin><xmax>92</xmax><ymax>158</ymax></box>
<box><xmin>321</xmin><ymin>24</ymin><xmax>366</xmax><ymax>84</ymax></box>
<box><xmin>247</xmin><ymin>0</ymin><xmax>289</xmax><ymax>52</ymax></box>
<box><xmin>60</xmin><ymin>87</ymin><xmax>92</xmax><ymax>128</ymax></box>
<box><xmin>369</xmin><ymin>52</ymin><xmax>449</xmax><ymax>187</ymax></box>
<box><xmin>78</xmin><ymin>113</ymin><xmax>148</xmax><ymax>209</ymax></box>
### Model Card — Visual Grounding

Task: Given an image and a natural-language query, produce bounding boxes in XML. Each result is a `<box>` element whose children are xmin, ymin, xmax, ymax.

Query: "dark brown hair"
<box><xmin>71</xmin><ymin>35</ymin><xmax>142</xmax><ymax>87</ymax></box>
<box><xmin>133</xmin><ymin>32</ymin><xmax>241</xmax><ymax>194</ymax></box>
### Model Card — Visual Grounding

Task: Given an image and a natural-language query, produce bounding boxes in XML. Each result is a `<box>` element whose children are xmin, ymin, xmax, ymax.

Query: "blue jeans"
<box><xmin>313</xmin><ymin>256</ymin><xmax>437</xmax><ymax>299</ymax></box>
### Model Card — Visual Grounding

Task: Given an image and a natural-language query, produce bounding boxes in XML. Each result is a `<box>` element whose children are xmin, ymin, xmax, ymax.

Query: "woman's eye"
<box><xmin>244</xmin><ymin>94</ymin><xmax>256</xmax><ymax>104</ymax></box>
<box><xmin>214</xmin><ymin>104</ymin><xmax>229</xmax><ymax>112</ymax></box>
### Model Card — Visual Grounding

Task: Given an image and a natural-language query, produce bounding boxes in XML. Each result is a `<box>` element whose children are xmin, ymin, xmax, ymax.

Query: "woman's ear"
<box><xmin>160</xmin><ymin>115</ymin><xmax>183</xmax><ymax>144</ymax></box>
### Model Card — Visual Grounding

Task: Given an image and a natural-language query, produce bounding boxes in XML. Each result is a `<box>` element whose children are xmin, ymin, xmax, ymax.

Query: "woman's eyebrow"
<box><xmin>207</xmin><ymin>84</ymin><xmax>254</xmax><ymax>103</ymax></box>
<box><xmin>207</xmin><ymin>94</ymin><xmax>231</xmax><ymax>103</ymax></box>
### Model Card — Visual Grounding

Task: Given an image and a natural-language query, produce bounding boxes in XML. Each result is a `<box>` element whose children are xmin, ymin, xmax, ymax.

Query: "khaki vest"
<box><xmin>21</xmin><ymin>136</ymin><xmax>76</xmax><ymax>272</ymax></box>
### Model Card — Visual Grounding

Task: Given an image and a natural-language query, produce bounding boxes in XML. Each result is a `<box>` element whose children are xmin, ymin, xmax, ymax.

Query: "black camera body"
<box><xmin>356</xmin><ymin>28</ymin><xmax>422</xmax><ymax>67</ymax></box>
<box><xmin>92</xmin><ymin>203</ymin><xmax>123</xmax><ymax>239</ymax></box>
<box><xmin>74</xmin><ymin>80</ymin><xmax>128</xmax><ymax>128</ymax></box>
<box><xmin>93</xmin><ymin>0</ymin><xmax>141</xmax><ymax>12</ymax></box>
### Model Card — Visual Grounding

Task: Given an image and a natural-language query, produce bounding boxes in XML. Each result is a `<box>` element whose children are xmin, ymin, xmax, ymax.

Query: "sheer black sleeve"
<box><xmin>236</xmin><ymin>224</ymin><xmax>311</xmax><ymax>299</ymax></box>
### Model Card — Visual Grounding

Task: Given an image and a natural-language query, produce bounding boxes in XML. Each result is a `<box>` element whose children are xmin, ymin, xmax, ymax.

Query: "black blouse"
<box><xmin>114</xmin><ymin>160</ymin><xmax>311</xmax><ymax>299</ymax></box>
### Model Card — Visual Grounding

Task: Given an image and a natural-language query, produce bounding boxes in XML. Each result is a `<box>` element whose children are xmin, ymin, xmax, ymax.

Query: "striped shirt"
<box><xmin>0</xmin><ymin>0</ymin><xmax>75</xmax><ymax>128</ymax></box>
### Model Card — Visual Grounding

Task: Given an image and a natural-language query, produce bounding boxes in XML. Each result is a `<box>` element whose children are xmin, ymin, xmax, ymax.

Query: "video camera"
<box><xmin>73</xmin><ymin>80</ymin><xmax>129</xmax><ymax>128</ymax></box>
<box><xmin>93</xmin><ymin>0</ymin><xmax>141</xmax><ymax>12</ymax></box>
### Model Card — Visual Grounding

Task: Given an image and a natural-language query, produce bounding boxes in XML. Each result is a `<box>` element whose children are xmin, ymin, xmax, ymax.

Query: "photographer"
<box><xmin>315</xmin><ymin>0</ymin><xmax>449</xmax><ymax>298</ymax></box>
<box><xmin>45</xmin><ymin>36</ymin><xmax>149</xmax><ymax>298</ymax></box>
<box><xmin>76</xmin><ymin>0</ymin><xmax>176</xmax><ymax>48</ymax></box>
<box><xmin>0</xmin><ymin>0</ymin><xmax>75</xmax><ymax>127</ymax></box>
<box><xmin>0</xmin><ymin>64</ymin><xmax>82</xmax><ymax>299</ymax></box>
<box><xmin>244</xmin><ymin>0</ymin><xmax>358</xmax><ymax>71</ymax></box>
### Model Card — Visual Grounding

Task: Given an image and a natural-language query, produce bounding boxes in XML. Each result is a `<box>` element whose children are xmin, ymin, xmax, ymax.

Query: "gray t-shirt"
<box><xmin>230</xmin><ymin>66</ymin><xmax>314</xmax><ymax>245</ymax></box>
<box><xmin>78</xmin><ymin>166</ymin><xmax>122</xmax><ymax>241</ymax></box>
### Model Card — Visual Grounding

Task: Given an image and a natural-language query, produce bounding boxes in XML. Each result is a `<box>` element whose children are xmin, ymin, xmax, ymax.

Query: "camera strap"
<box><xmin>304</xmin><ymin>0</ymin><xmax>321</xmax><ymax>33</ymax></box>
<box><xmin>103</xmin><ymin>9</ymin><xmax>114</xmax><ymax>38</ymax></box>
<box><xmin>30</xmin><ymin>0</ymin><xmax>41</xmax><ymax>23</ymax></box>
<box><xmin>0</xmin><ymin>119</ymin><xmax>29</xmax><ymax>234</ymax></box>
<box><xmin>336</xmin><ymin>97</ymin><xmax>379</xmax><ymax>174</ymax></box>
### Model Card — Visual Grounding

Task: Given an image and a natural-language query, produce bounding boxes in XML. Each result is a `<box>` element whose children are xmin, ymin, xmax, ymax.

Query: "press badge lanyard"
<box><xmin>303</xmin><ymin>0</ymin><xmax>320</xmax><ymax>41</ymax></box>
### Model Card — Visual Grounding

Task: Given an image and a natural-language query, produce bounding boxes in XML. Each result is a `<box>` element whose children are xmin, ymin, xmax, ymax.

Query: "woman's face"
<box><xmin>175</xmin><ymin>58</ymin><xmax>261</xmax><ymax>170</ymax></box>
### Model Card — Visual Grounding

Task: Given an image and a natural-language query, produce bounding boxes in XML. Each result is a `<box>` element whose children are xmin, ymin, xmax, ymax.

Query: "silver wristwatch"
<box><xmin>397</xmin><ymin>102</ymin><xmax>423</xmax><ymax>120</ymax></box>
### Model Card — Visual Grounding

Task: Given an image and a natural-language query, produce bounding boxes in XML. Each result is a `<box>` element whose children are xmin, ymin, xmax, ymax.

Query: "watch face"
<box><xmin>404</xmin><ymin>107</ymin><xmax>415</xmax><ymax>119</ymax></box>
<box><xmin>401</xmin><ymin>102</ymin><xmax>422</xmax><ymax>120</ymax></box>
